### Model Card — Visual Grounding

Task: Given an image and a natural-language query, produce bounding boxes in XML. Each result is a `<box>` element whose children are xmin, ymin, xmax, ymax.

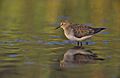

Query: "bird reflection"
<box><xmin>60</xmin><ymin>46</ymin><xmax>104</xmax><ymax>69</ymax></box>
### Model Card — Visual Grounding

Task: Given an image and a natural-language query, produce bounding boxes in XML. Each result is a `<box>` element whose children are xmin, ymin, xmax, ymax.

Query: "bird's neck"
<box><xmin>63</xmin><ymin>26</ymin><xmax>72</xmax><ymax>35</ymax></box>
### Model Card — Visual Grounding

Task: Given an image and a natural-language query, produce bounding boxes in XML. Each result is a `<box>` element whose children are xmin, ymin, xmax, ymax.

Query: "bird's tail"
<box><xmin>94</xmin><ymin>58</ymin><xmax>105</xmax><ymax>61</ymax></box>
<box><xmin>93</xmin><ymin>28</ymin><xmax>106</xmax><ymax>34</ymax></box>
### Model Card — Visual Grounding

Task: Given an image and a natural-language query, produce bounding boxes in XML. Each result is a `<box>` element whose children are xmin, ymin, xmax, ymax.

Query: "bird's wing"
<box><xmin>71</xmin><ymin>24</ymin><xmax>95</xmax><ymax>38</ymax></box>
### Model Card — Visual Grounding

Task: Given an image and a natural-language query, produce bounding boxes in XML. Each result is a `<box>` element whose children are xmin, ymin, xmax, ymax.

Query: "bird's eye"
<box><xmin>60</xmin><ymin>23</ymin><xmax>63</xmax><ymax>26</ymax></box>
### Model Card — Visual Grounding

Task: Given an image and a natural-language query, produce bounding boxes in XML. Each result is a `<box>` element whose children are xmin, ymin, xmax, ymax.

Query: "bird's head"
<box><xmin>56</xmin><ymin>20</ymin><xmax>71</xmax><ymax>29</ymax></box>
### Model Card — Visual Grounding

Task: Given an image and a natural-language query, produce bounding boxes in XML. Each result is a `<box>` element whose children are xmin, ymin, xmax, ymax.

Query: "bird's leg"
<box><xmin>80</xmin><ymin>42</ymin><xmax>82</xmax><ymax>47</ymax></box>
<box><xmin>77</xmin><ymin>42</ymin><xmax>82</xmax><ymax>46</ymax></box>
<box><xmin>77</xmin><ymin>41</ymin><xmax>80</xmax><ymax>46</ymax></box>
<box><xmin>75</xmin><ymin>42</ymin><xmax>84</xmax><ymax>49</ymax></box>
<box><xmin>86</xmin><ymin>42</ymin><xmax>89</xmax><ymax>45</ymax></box>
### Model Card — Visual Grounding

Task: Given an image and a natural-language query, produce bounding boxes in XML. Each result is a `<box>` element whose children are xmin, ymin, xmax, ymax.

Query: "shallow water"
<box><xmin>0</xmin><ymin>0</ymin><xmax>120</xmax><ymax>78</ymax></box>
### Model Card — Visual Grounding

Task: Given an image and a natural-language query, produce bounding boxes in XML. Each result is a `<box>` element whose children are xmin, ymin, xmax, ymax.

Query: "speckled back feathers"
<box><xmin>68</xmin><ymin>24</ymin><xmax>95</xmax><ymax>38</ymax></box>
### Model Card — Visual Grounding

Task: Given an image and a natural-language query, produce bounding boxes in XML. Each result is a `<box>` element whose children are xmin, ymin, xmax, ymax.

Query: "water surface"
<box><xmin>0</xmin><ymin>0</ymin><xmax>120</xmax><ymax>78</ymax></box>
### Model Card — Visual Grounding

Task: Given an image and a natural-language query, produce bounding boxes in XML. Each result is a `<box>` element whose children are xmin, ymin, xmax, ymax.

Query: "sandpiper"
<box><xmin>56</xmin><ymin>20</ymin><xmax>106</xmax><ymax>46</ymax></box>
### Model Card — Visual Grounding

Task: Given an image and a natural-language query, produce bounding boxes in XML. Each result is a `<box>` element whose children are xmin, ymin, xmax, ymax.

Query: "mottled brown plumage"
<box><xmin>56</xmin><ymin>20</ymin><xmax>106</xmax><ymax>46</ymax></box>
<box><xmin>70</xmin><ymin>24</ymin><xmax>95</xmax><ymax>38</ymax></box>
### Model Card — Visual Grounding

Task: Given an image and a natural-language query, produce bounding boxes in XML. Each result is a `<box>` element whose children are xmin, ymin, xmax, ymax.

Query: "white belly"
<box><xmin>64</xmin><ymin>32</ymin><xmax>92</xmax><ymax>41</ymax></box>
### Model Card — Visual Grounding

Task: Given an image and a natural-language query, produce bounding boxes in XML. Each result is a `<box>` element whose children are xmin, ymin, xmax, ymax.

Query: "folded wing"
<box><xmin>71</xmin><ymin>24</ymin><xmax>102</xmax><ymax>38</ymax></box>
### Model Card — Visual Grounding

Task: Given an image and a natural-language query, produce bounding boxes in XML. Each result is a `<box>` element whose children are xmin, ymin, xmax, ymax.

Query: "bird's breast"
<box><xmin>64</xmin><ymin>30</ymin><xmax>77</xmax><ymax>41</ymax></box>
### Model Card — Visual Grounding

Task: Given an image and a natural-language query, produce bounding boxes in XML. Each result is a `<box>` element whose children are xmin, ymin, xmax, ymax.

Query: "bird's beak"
<box><xmin>56</xmin><ymin>24</ymin><xmax>63</xmax><ymax>29</ymax></box>
<box><xmin>55</xmin><ymin>26</ymin><xmax>60</xmax><ymax>29</ymax></box>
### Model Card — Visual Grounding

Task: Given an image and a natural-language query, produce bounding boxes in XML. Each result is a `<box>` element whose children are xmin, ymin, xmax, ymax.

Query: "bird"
<box><xmin>56</xmin><ymin>20</ymin><xmax>106</xmax><ymax>47</ymax></box>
